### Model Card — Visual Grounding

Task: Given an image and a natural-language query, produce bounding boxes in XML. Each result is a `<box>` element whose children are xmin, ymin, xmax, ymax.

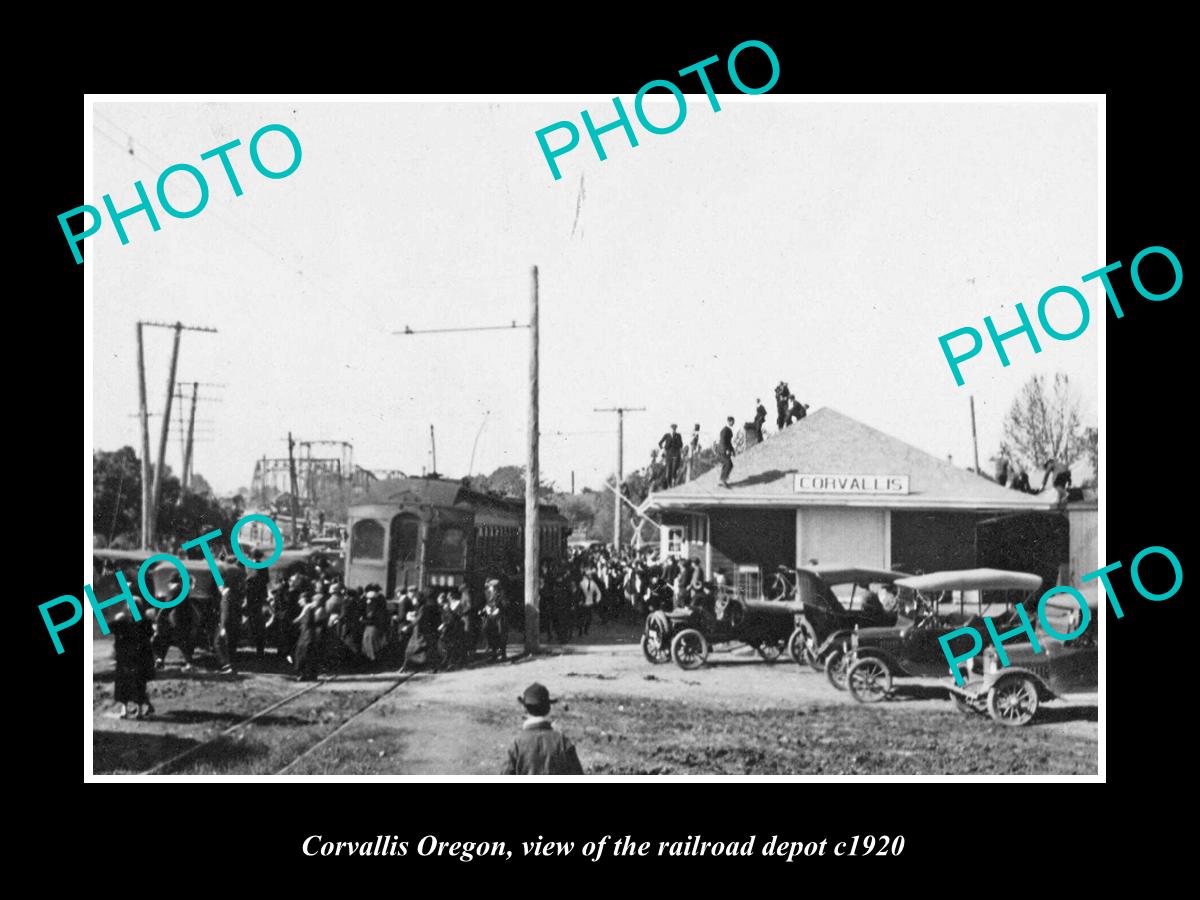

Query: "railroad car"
<box><xmin>345</xmin><ymin>477</ymin><xmax>568</xmax><ymax>596</ymax></box>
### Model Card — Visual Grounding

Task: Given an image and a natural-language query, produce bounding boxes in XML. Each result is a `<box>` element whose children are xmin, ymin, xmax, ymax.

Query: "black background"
<box><xmin>21</xmin><ymin>22</ymin><xmax>1189</xmax><ymax>885</ymax></box>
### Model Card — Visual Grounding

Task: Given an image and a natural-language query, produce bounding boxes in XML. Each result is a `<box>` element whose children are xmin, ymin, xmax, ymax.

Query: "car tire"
<box><xmin>847</xmin><ymin>657</ymin><xmax>892</xmax><ymax>703</ymax></box>
<box><xmin>640</xmin><ymin>627</ymin><xmax>670</xmax><ymax>664</ymax></box>
<box><xmin>986</xmin><ymin>675</ymin><xmax>1040</xmax><ymax>726</ymax></box>
<box><xmin>671</xmin><ymin>628</ymin><xmax>708</xmax><ymax>670</ymax></box>
<box><xmin>825</xmin><ymin>648</ymin><xmax>850</xmax><ymax>691</ymax></box>
<box><xmin>788</xmin><ymin>625</ymin><xmax>816</xmax><ymax>667</ymax></box>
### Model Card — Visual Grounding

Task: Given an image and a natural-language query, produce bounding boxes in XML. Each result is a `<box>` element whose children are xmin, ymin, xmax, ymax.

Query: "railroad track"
<box><xmin>140</xmin><ymin>668</ymin><xmax>421</xmax><ymax>776</ymax></box>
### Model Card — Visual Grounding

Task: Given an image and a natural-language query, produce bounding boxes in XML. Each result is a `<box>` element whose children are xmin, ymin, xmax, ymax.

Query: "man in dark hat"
<box><xmin>718</xmin><ymin>416</ymin><xmax>735</xmax><ymax>487</ymax></box>
<box><xmin>658</xmin><ymin>424</ymin><xmax>684</xmax><ymax>488</ymax></box>
<box><xmin>753</xmin><ymin>399</ymin><xmax>767</xmax><ymax>441</ymax></box>
<box><xmin>501</xmin><ymin>683</ymin><xmax>584</xmax><ymax>775</ymax></box>
<box><xmin>774</xmin><ymin>381</ymin><xmax>790</xmax><ymax>430</ymax></box>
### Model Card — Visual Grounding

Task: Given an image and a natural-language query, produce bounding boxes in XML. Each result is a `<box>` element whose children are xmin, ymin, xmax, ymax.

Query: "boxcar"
<box><xmin>345</xmin><ymin>477</ymin><xmax>568</xmax><ymax>596</ymax></box>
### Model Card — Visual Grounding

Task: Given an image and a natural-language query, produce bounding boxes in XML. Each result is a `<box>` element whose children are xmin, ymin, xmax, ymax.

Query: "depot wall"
<box><xmin>661</xmin><ymin>506</ymin><xmax>1021</xmax><ymax>582</ymax></box>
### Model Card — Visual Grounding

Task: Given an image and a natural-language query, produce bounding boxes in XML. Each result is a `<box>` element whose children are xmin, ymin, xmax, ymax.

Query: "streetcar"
<box><xmin>345</xmin><ymin>477</ymin><xmax>569</xmax><ymax>596</ymax></box>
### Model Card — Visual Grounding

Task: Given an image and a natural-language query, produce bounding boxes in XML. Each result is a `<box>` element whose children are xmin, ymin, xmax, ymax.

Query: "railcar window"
<box><xmin>430</xmin><ymin>527</ymin><xmax>467</xmax><ymax>569</ymax></box>
<box><xmin>351</xmin><ymin>520</ymin><xmax>385</xmax><ymax>560</ymax></box>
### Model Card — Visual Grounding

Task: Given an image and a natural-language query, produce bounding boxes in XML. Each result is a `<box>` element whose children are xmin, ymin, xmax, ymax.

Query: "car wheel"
<box><xmin>640</xmin><ymin>623</ymin><xmax>670</xmax><ymax>664</ymax></box>
<box><xmin>671</xmin><ymin>629</ymin><xmax>709</xmax><ymax>670</ymax></box>
<box><xmin>825</xmin><ymin>648</ymin><xmax>850</xmax><ymax>691</ymax></box>
<box><xmin>986</xmin><ymin>675</ymin><xmax>1039</xmax><ymax>726</ymax></box>
<box><xmin>847</xmin><ymin>658</ymin><xmax>892</xmax><ymax>703</ymax></box>
<box><xmin>788</xmin><ymin>625</ymin><xmax>816</xmax><ymax>667</ymax></box>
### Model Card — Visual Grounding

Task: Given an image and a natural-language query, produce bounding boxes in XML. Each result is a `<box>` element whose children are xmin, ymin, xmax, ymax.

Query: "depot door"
<box><xmin>389</xmin><ymin>514</ymin><xmax>422</xmax><ymax>595</ymax></box>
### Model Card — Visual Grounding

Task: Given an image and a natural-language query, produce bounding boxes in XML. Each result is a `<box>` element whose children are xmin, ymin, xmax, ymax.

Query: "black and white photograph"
<box><xmin>83</xmin><ymin>94</ymin><xmax>1102</xmax><ymax>778</ymax></box>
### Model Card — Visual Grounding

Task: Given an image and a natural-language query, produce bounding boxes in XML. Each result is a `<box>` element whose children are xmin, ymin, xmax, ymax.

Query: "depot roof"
<box><xmin>643</xmin><ymin>407</ymin><xmax>1056</xmax><ymax>513</ymax></box>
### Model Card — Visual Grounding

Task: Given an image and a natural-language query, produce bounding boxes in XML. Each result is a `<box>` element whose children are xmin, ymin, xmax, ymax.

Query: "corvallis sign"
<box><xmin>794</xmin><ymin>474</ymin><xmax>909</xmax><ymax>495</ymax></box>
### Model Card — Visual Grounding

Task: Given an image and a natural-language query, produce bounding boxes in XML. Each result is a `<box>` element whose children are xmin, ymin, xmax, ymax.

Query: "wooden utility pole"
<box><xmin>525</xmin><ymin>266</ymin><xmax>540</xmax><ymax>652</ymax></box>
<box><xmin>136</xmin><ymin>323</ymin><xmax>152</xmax><ymax>549</ymax></box>
<box><xmin>151</xmin><ymin>323</ymin><xmax>183</xmax><ymax>543</ymax></box>
<box><xmin>394</xmin><ymin>280</ymin><xmax>538</xmax><ymax>653</ymax></box>
<box><xmin>594</xmin><ymin>405</ymin><xmax>645</xmax><ymax>548</ymax></box>
<box><xmin>287</xmin><ymin>431</ymin><xmax>301</xmax><ymax>545</ymax></box>
<box><xmin>183</xmin><ymin>381</ymin><xmax>199</xmax><ymax>489</ymax></box>
<box><xmin>140</xmin><ymin>320</ymin><xmax>217</xmax><ymax>545</ymax></box>
<box><xmin>970</xmin><ymin>395</ymin><xmax>981</xmax><ymax>473</ymax></box>
<box><xmin>429</xmin><ymin>424</ymin><xmax>438</xmax><ymax>477</ymax></box>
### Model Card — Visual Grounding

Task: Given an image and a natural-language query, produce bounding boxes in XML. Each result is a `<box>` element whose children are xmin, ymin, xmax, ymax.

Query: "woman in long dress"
<box><xmin>360</xmin><ymin>592</ymin><xmax>390</xmax><ymax>663</ymax></box>
<box><xmin>292</xmin><ymin>593</ymin><xmax>322</xmax><ymax>681</ymax></box>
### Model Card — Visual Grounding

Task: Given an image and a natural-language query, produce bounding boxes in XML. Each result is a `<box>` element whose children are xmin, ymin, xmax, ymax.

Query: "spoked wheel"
<box><xmin>756</xmin><ymin>638</ymin><xmax>786</xmax><ymax>663</ymax></box>
<box><xmin>825</xmin><ymin>648</ymin><xmax>850</xmax><ymax>691</ymax></box>
<box><xmin>641</xmin><ymin>621</ymin><xmax>671</xmax><ymax>664</ymax></box>
<box><xmin>986</xmin><ymin>676</ymin><xmax>1040</xmax><ymax>726</ymax></box>
<box><xmin>671</xmin><ymin>628</ymin><xmax>709</xmax><ymax>670</ymax></box>
<box><xmin>788</xmin><ymin>625</ymin><xmax>816</xmax><ymax>667</ymax></box>
<box><xmin>847</xmin><ymin>658</ymin><xmax>892</xmax><ymax>703</ymax></box>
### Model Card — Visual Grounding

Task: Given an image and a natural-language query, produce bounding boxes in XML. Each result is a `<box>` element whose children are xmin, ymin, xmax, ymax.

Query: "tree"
<box><xmin>93</xmin><ymin>446</ymin><xmax>232</xmax><ymax>548</ymax></box>
<box><xmin>189</xmin><ymin>473</ymin><xmax>215</xmax><ymax>497</ymax></box>
<box><xmin>1000</xmin><ymin>373</ymin><xmax>1089</xmax><ymax>476</ymax></box>
<box><xmin>464</xmin><ymin>465</ymin><xmax>556</xmax><ymax>500</ymax></box>
<box><xmin>94</xmin><ymin>447</ymin><xmax>141</xmax><ymax>545</ymax></box>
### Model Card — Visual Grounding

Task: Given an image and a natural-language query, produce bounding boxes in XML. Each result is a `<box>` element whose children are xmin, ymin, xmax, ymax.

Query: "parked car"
<box><xmin>791</xmin><ymin>564</ymin><xmax>911</xmax><ymax>670</ymax></box>
<box><xmin>641</xmin><ymin>583</ymin><xmax>801</xmax><ymax>670</ymax></box>
<box><xmin>831</xmin><ymin>568</ymin><xmax>1043</xmax><ymax>697</ymax></box>
<box><xmin>947</xmin><ymin>602</ymin><xmax>1097</xmax><ymax>725</ymax></box>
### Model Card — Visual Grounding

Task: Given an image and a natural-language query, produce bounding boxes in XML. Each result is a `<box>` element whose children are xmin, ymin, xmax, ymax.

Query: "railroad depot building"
<box><xmin>642</xmin><ymin>407</ymin><xmax>1096</xmax><ymax>599</ymax></box>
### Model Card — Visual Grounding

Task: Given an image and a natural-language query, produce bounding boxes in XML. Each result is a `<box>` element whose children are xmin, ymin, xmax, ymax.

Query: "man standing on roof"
<box><xmin>774</xmin><ymin>381</ymin><xmax>790</xmax><ymax>430</ymax></box>
<box><xmin>753</xmin><ymin>399</ymin><xmax>767</xmax><ymax>441</ymax></box>
<box><xmin>718</xmin><ymin>416</ymin><xmax>736</xmax><ymax>488</ymax></box>
<box><xmin>1040</xmin><ymin>458</ymin><xmax>1072</xmax><ymax>506</ymax></box>
<box><xmin>684</xmin><ymin>424</ymin><xmax>701</xmax><ymax>482</ymax></box>
<box><xmin>789</xmin><ymin>396</ymin><xmax>809</xmax><ymax>424</ymax></box>
<box><xmin>658</xmin><ymin>424</ymin><xmax>684</xmax><ymax>489</ymax></box>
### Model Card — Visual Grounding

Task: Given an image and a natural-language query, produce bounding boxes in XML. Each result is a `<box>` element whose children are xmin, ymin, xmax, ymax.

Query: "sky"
<box><xmin>90</xmin><ymin>99</ymin><xmax>1099</xmax><ymax>496</ymax></box>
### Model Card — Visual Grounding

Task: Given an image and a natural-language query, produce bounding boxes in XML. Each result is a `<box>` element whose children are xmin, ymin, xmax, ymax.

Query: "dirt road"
<box><xmin>92</xmin><ymin>626</ymin><xmax>1097</xmax><ymax>775</ymax></box>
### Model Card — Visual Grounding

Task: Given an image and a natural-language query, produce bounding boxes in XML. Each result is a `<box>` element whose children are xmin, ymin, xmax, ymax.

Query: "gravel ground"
<box><xmin>91</xmin><ymin>624</ymin><xmax>1098</xmax><ymax>776</ymax></box>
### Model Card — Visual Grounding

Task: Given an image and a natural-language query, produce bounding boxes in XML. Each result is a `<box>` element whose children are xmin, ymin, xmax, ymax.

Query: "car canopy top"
<box><xmin>896</xmin><ymin>568</ymin><xmax>1043</xmax><ymax>594</ymax></box>
<box><xmin>796</xmin><ymin>564</ymin><xmax>910</xmax><ymax>586</ymax></box>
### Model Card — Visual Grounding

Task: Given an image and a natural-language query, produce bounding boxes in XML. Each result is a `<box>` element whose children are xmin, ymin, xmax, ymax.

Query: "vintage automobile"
<box><xmin>946</xmin><ymin>602</ymin><xmax>1097</xmax><ymax>725</ymax></box>
<box><xmin>790</xmin><ymin>565</ymin><xmax>911</xmax><ymax>670</ymax></box>
<box><xmin>146</xmin><ymin>557</ymin><xmax>247</xmax><ymax>651</ymax></box>
<box><xmin>832</xmin><ymin>568</ymin><xmax>1044</xmax><ymax>699</ymax></box>
<box><xmin>641</xmin><ymin>584</ymin><xmax>802</xmax><ymax>670</ymax></box>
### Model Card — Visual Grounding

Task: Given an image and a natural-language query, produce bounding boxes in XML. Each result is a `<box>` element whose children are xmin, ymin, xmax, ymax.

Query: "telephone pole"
<box><xmin>969</xmin><ymin>395</ymin><xmax>981</xmax><ymax>474</ymax></box>
<box><xmin>287</xmin><ymin>431</ymin><xmax>301</xmax><ymax>544</ymax></box>
<box><xmin>526</xmin><ymin>266</ymin><xmax>540</xmax><ymax>653</ymax></box>
<box><xmin>593</xmin><ymin>406</ymin><xmax>645</xmax><ymax>548</ymax></box>
<box><xmin>429</xmin><ymin>424</ymin><xmax>438</xmax><ymax>477</ymax></box>
<box><xmin>394</xmin><ymin>270</ymin><xmax>539</xmax><ymax>652</ymax></box>
<box><xmin>139</xmin><ymin>320</ymin><xmax>217</xmax><ymax>548</ymax></box>
<box><xmin>136</xmin><ymin>323</ymin><xmax>152</xmax><ymax>549</ymax></box>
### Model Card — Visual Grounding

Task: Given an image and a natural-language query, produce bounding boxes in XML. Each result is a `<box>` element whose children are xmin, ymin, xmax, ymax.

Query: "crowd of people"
<box><xmin>648</xmin><ymin>379</ymin><xmax>812</xmax><ymax>491</ymax></box>
<box><xmin>105</xmin><ymin>541</ymin><xmax>734</xmax><ymax>720</ymax></box>
<box><xmin>990</xmin><ymin>453</ymin><xmax>1074</xmax><ymax>506</ymax></box>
